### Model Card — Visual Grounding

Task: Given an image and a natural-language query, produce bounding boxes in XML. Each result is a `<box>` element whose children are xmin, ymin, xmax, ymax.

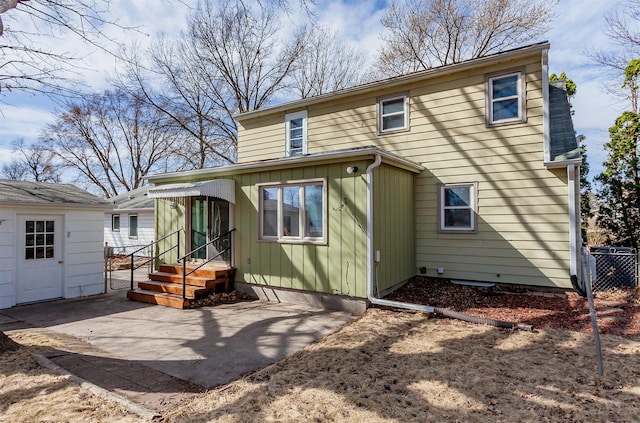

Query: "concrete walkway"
<box><xmin>0</xmin><ymin>291</ymin><xmax>358</xmax><ymax>413</ymax></box>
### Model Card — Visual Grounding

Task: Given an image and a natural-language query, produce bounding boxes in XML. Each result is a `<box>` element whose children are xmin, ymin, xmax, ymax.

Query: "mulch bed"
<box><xmin>385</xmin><ymin>277</ymin><xmax>640</xmax><ymax>337</ymax></box>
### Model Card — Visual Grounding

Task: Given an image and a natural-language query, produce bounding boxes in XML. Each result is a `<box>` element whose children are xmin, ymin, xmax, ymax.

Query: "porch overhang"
<box><xmin>148</xmin><ymin>179</ymin><xmax>235</xmax><ymax>204</ymax></box>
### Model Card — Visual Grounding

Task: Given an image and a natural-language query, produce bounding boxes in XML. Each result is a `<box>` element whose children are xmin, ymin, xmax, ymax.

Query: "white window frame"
<box><xmin>285</xmin><ymin>110</ymin><xmax>308</xmax><ymax>157</ymax></box>
<box><xmin>486</xmin><ymin>70</ymin><xmax>526</xmax><ymax>126</ymax></box>
<box><xmin>112</xmin><ymin>214</ymin><xmax>120</xmax><ymax>231</ymax></box>
<box><xmin>258</xmin><ymin>178</ymin><xmax>327</xmax><ymax>244</ymax></box>
<box><xmin>128</xmin><ymin>214</ymin><xmax>138</xmax><ymax>239</ymax></box>
<box><xmin>439</xmin><ymin>183</ymin><xmax>477</xmax><ymax>233</ymax></box>
<box><xmin>377</xmin><ymin>93</ymin><xmax>410</xmax><ymax>134</ymax></box>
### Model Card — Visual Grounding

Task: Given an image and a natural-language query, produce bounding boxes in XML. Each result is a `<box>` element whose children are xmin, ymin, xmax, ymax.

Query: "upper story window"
<box><xmin>259</xmin><ymin>179</ymin><xmax>326</xmax><ymax>243</ymax></box>
<box><xmin>440</xmin><ymin>183</ymin><xmax>477</xmax><ymax>232</ymax></box>
<box><xmin>487</xmin><ymin>71</ymin><xmax>525</xmax><ymax>125</ymax></box>
<box><xmin>378</xmin><ymin>94</ymin><xmax>410</xmax><ymax>134</ymax></box>
<box><xmin>285</xmin><ymin>110</ymin><xmax>307</xmax><ymax>156</ymax></box>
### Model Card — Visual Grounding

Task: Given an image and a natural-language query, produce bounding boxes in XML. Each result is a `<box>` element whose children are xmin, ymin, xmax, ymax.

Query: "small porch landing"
<box><xmin>127</xmin><ymin>264</ymin><xmax>236</xmax><ymax>309</ymax></box>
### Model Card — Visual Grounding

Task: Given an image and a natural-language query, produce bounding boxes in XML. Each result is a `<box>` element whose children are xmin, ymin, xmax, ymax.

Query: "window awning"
<box><xmin>148</xmin><ymin>179</ymin><xmax>235</xmax><ymax>204</ymax></box>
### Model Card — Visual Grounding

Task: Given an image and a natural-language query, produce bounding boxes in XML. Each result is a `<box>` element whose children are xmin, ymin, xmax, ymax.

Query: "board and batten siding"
<box><xmin>237</xmin><ymin>51</ymin><xmax>574</xmax><ymax>288</ymax></box>
<box><xmin>153</xmin><ymin>159</ymin><xmax>417</xmax><ymax>298</ymax></box>
<box><xmin>373</xmin><ymin>164</ymin><xmax>416</xmax><ymax>292</ymax></box>
<box><xmin>0</xmin><ymin>206</ymin><xmax>15</xmax><ymax>308</ymax></box>
<box><xmin>234</xmin><ymin>161</ymin><xmax>370</xmax><ymax>297</ymax></box>
<box><xmin>155</xmin><ymin>199</ymin><xmax>186</xmax><ymax>265</ymax></box>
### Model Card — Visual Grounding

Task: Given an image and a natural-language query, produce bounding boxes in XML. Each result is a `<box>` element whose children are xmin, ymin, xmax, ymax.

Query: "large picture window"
<box><xmin>378</xmin><ymin>94</ymin><xmax>409</xmax><ymax>133</ymax></box>
<box><xmin>259</xmin><ymin>179</ymin><xmax>326</xmax><ymax>243</ymax></box>
<box><xmin>440</xmin><ymin>183</ymin><xmax>477</xmax><ymax>232</ymax></box>
<box><xmin>285</xmin><ymin>110</ymin><xmax>307</xmax><ymax>156</ymax></box>
<box><xmin>487</xmin><ymin>71</ymin><xmax>525</xmax><ymax>125</ymax></box>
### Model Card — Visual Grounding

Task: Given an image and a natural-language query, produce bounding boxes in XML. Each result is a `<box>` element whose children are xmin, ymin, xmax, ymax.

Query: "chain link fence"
<box><xmin>104</xmin><ymin>243</ymin><xmax>153</xmax><ymax>291</ymax></box>
<box><xmin>588</xmin><ymin>247</ymin><xmax>638</xmax><ymax>293</ymax></box>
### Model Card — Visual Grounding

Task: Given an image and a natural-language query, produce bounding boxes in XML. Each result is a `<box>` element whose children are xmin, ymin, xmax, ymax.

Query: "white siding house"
<box><xmin>104</xmin><ymin>186</ymin><xmax>155</xmax><ymax>255</ymax></box>
<box><xmin>0</xmin><ymin>180</ymin><xmax>113</xmax><ymax>309</ymax></box>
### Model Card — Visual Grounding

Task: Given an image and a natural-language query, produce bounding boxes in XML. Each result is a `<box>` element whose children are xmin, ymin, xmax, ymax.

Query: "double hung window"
<box><xmin>285</xmin><ymin>111</ymin><xmax>307</xmax><ymax>156</ymax></box>
<box><xmin>378</xmin><ymin>94</ymin><xmax>409</xmax><ymax>133</ymax></box>
<box><xmin>487</xmin><ymin>71</ymin><xmax>525</xmax><ymax>125</ymax></box>
<box><xmin>440</xmin><ymin>184</ymin><xmax>477</xmax><ymax>232</ymax></box>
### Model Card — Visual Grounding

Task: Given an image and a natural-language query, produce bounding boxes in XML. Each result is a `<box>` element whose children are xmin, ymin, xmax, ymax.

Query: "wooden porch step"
<box><xmin>158</xmin><ymin>264</ymin><xmax>231</xmax><ymax>279</ymax></box>
<box><xmin>127</xmin><ymin>289</ymin><xmax>190</xmax><ymax>309</ymax></box>
<box><xmin>127</xmin><ymin>265</ymin><xmax>237</xmax><ymax>309</ymax></box>
<box><xmin>149</xmin><ymin>272</ymin><xmax>226</xmax><ymax>289</ymax></box>
<box><xmin>137</xmin><ymin>280</ymin><xmax>209</xmax><ymax>298</ymax></box>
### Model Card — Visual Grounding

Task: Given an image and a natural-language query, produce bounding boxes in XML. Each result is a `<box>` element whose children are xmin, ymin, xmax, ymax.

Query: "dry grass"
<box><xmin>165</xmin><ymin>309</ymin><xmax>640</xmax><ymax>423</ymax></box>
<box><xmin>3</xmin><ymin>308</ymin><xmax>640</xmax><ymax>422</ymax></box>
<box><xmin>0</xmin><ymin>330</ymin><xmax>144</xmax><ymax>423</ymax></box>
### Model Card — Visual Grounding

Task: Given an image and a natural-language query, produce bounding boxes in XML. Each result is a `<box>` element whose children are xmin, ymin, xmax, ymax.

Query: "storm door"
<box><xmin>190</xmin><ymin>197</ymin><xmax>230</xmax><ymax>262</ymax></box>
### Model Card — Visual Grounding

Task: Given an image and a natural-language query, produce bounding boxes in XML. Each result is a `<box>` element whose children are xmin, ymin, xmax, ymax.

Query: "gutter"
<box><xmin>365</xmin><ymin>154</ymin><xmax>434</xmax><ymax>313</ymax></box>
<box><xmin>365</xmin><ymin>154</ymin><xmax>533</xmax><ymax>331</ymax></box>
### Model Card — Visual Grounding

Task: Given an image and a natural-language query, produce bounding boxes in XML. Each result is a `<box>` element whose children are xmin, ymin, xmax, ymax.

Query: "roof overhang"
<box><xmin>147</xmin><ymin>179</ymin><xmax>236</xmax><ymax>204</ymax></box>
<box><xmin>146</xmin><ymin>147</ymin><xmax>424</xmax><ymax>185</ymax></box>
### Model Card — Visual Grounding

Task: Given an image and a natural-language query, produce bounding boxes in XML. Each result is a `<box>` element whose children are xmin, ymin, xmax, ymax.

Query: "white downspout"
<box><xmin>568</xmin><ymin>164</ymin><xmax>578</xmax><ymax>276</ymax></box>
<box><xmin>366</xmin><ymin>154</ymin><xmax>434</xmax><ymax>313</ymax></box>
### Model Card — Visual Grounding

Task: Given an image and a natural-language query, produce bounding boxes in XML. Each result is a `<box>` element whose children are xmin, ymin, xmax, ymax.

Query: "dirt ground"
<box><xmin>2</xmin><ymin>279</ymin><xmax>640</xmax><ymax>422</ymax></box>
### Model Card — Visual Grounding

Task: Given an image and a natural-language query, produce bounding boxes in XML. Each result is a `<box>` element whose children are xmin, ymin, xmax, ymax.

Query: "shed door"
<box><xmin>16</xmin><ymin>215</ymin><xmax>63</xmax><ymax>304</ymax></box>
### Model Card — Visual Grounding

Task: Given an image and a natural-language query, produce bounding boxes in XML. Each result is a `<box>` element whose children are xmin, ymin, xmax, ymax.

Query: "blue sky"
<box><xmin>0</xmin><ymin>0</ymin><xmax>624</xmax><ymax>183</ymax></box>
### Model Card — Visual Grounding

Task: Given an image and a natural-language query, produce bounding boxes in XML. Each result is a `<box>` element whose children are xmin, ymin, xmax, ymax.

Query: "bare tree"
<box><xmin>292</xmin><ymin>26</ymin><xmax>368</xmax><ymax>98</ymax></box>
<box><xmin>588</xmin><ymin>0</ymin><xmax>640</xmax><ymax>108</ymax></box>
<box><xmin>375</xmin><ymin>0</ymin><xmax>556</xmax><ymax>76</ymax></box>
<box><xmin>1</xmin><ymin>138</ymin><xmax>60</xmax><ymax>182</ymax></box>
<box><xmin>41</xmin><ymin>89</ymin><xmax>180</xmax><ymax>197</ymax></box>
<box><xmin>118</xmin><ymin>0</ymin><xmax>304</xmax><ymax>168</ymax></box>
<box><xmin>0</xmin><ymin>0</ymin><xmax>127</xmax><ymax>98</ymax></box>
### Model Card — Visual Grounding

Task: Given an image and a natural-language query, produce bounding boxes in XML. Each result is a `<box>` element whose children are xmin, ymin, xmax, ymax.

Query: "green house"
<box><xmin>132</xmin><ymin>41</ymin><xmax>581</xmax><ymax>311</ymax></box>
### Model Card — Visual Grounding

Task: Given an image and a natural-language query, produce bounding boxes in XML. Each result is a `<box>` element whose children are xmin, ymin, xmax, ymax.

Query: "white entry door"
<box><xmin>16</xmin><ymin>215</ymin><xmax>64</xmax><ymax>304</ymax></box>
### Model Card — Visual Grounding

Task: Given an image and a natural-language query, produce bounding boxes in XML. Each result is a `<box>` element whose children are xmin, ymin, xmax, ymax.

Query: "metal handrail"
<box><xmin>128</xmin><ymin>228</ymin><xmax>184</xmax><ymax>290</ymax></box>
<box><xmin>178</xmin><ymin>228</ymin><xmax>236</xmax><ymax>300</ymax></box>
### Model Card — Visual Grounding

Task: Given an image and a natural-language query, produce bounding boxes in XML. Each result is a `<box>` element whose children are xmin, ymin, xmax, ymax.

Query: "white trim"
<box><xmin>285</xmin><ymin>110</ymin><xmax>308</xmax><ymax>156</ymax></box>
<box><xmin>439</xmin><ymin>183</ymin><xmax>477</xmax><ymax>232</ymax></box>
<box><xmin>257</xmin><ymin>178</ymin><xmax>327</xmax><ymax>244</ymax></box>
<box><xmin>377</xmin><ymin>94</ymin><xmax>410</xmax><ymax>134</ymax></box>
<box><xmin>147</xmin><ymin>147</ymin><xmax>424</xmax><ymax>183</ymax></box>
<box><xmin>542</xmin><ymin>48</ymin><xmax>551</xmax><ymax>163</ymax></box>
<box><xmin>568</xmin><ymin>164</ymin><xmax>578</xmax><ymax>276</ymax></box>
<box><xmin>487</xmin><ymin>71</ymin><xmax>525</xmax><ymax>125</ymax></box>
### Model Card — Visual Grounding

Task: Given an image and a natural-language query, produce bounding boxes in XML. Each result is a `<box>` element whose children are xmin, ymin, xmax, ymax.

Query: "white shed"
<box><xmin>0</xmin><ymin>180</ymin><xmax>113</xmax><ymax>309</ymax></box>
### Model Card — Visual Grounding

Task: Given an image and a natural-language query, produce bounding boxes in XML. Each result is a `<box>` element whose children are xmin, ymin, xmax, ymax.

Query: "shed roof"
<box><xmin>0</xmin><ymin>180</ymin><xmax>112</xmax><ymax>209</ymax></box>
<box><xmin>109</xmin><ymin>185</ymin><xmax>155</xmax><ymax>211</ymax></box>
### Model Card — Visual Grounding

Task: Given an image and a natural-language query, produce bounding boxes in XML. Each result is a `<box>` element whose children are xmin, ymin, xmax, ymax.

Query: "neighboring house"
<box><xmin>141</xmin><ymin>41</ymin><xmax>581</xmax><ymax>310</ymax></box>
<box><xmin>0</xmin><ymin>180</ymin><xmax>113</xmax><ymax>309</ymax></box>
<box><xmin>105</xmin><ymin>186</ymin><xmax>155</xmax><ymax>255</ymax></box>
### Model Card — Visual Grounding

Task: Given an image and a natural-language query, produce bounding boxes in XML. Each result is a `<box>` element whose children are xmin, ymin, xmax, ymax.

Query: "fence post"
<box><xmin>104</xmin><ymin>242</ymin><xmax>109</xmax><ymax>294</ymax></box>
